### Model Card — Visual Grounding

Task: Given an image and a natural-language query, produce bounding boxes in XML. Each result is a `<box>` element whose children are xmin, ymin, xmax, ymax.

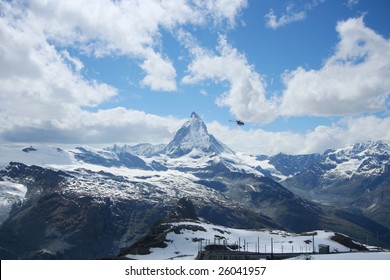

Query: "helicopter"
<box><xmin>229</xmin><ymin>119</ymin><xmax>245</xmax><ymax>126</ymax></box>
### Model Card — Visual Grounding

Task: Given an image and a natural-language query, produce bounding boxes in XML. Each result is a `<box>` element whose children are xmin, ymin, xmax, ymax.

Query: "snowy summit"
<box><xmin>162</xmin><ymin>112</ymin><xmax>234</xmax><ymax>157</ymax></box>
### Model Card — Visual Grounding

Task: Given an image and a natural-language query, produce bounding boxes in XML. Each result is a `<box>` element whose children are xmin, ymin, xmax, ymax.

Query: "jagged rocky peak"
<box><xmin>162</xmin><ymin>112</ymin><xmax>234</xmax><ymax>157</ymax></box>
<box><xmin>328</xmin><ymin>140</ymin><xmax>390</xmax><ymax>160</ymax></box>
<box><xmin>181</xmin><ymin>111</ymin><xmax>210</xmax><ymax>142</ymax></box>
<box><xmin>352</xmin><ymin>140</ymin><xmax>390</xmax><ymax>155</ymax></box>
<box><xmin>190</xmin><ymin>111</ymin><xmax>200</xmax><ymax>118</ymax></box>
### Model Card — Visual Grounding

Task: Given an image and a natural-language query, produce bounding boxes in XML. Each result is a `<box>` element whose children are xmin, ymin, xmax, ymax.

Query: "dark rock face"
<box><xmin>330</xmin><ymin>233</ymin><xmax>369</xmax><ymax>251</ymax></box>
<box><xmin>0</xmin><ymin>193</ymin><xmax>173</xmax><ymax>259</ymax></box>
<box><xmin>22</xmin><ymin>146</ymin><xmax>37</xmax><ymax>153</ymax></box>
<box><xmin>169</xmin><ymin>198</ymin><xmax>199</xmax><ymax>221</ymax></box>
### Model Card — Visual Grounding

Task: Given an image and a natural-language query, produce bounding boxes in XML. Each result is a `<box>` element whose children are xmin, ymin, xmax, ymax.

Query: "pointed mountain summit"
<box><xmin>162</xmin><ymin>112</ymin><xmax>234</xmax><ymax>157</ymax></box>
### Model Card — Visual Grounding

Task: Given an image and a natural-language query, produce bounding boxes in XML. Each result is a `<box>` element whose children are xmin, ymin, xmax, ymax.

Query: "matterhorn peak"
<box><xmin>182</xmin><ymin>111</ymin><xmax>209</xmax><ymax>134</ymax></box>
<box><xmin>162</xmin><ymin>112</ymin><xmax>234</xmax><ymax>157</ymax></box>
<box><xmin>190</xmin><ymin>111</ymin><xmax>199</xmax><ymax>118</ymax></box>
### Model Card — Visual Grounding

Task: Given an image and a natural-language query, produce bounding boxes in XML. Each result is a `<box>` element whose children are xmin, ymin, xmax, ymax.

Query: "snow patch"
<box><xmin>0</xmin><ymin>144</ymin><xmax>75</xmax><ymax>168</ymax></box>
<box><xmin>0</xmin><ymin>181</ymin><xmax>27</xmax><ymax>225</ymax></box>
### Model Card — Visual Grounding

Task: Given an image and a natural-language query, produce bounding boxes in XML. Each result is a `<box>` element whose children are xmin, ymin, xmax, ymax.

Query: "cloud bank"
<box><xmin>0</xmin><ymin>0</ymin><xmax>246</xmax><ymax>144</ymax></box>
<box><xmin>182</xmin><ymin>35</ymin><xmax>278</xmax><ymax>123</ymax></box>
<box><xmin>183</xmin><ymin>16</ymin><xmax>390</xmax><ymax>124</ymax></box>
<box><xmin>180</xmin><ymin>16</ymin><xmax>390</xmax><ymax>154</ymax></box>
<box><xmin>280</xmin><ymin>17</ymin><xmax>390</xmax><ymax>117</ymax></box>
<box><xmin>209</xmin><ymin>115</ymin><xmax>390</xmax><ymax>155</ymax></box>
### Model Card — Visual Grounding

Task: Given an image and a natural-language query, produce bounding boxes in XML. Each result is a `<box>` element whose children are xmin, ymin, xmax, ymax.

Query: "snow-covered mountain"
<box><xmin>238</xmin><ymin>141</ymin><xmax>390</xmax><ymax>247</ymax></box>
<box><xmin>107</xmin><ymin>111</ymin><xmax>263</xmax><ymax>176</ymax></box>
<box><xmin>257</xmin><ymin>141</ymin><xmax>390</xmax><ymax>201</ymax></box>
<box><xmin>161</xmin><ymin>112</ymin><xmax>235</xmax><ymax>157</ymax></box>
<box><xmin>321</xmin><ymin>141</ymin><xmax>390</xmax><ymax>181</ymax></box>
<box><xmin>0</xmin><ymin>113</ymin><xmax>389</xmax><ymax>259</ymax></box>
<box><xmin>249</xmin><ymin>141</ymin><xmax>390</xmax><ymax>183</ymax></box>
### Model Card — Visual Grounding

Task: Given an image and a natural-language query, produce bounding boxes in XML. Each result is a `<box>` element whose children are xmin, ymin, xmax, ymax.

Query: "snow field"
<box><xmin>125</xmin><ymin>221</ymin><xmax>354</xmax><ymax>260</ymax></box>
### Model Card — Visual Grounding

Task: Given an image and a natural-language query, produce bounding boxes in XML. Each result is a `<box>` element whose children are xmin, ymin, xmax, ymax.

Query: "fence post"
<box><xmin>312</xmin><ymin>234</ymin><xmax>315</xmax><ymax>253</ymax></box>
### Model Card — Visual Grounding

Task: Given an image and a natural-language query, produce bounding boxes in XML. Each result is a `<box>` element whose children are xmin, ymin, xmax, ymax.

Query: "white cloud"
<box><xmin>183</xmin><ymin>35</ymin><xmax>278</xmax><ymax>123</ymax></box>
<box><xmin>301</xmin><ymin>116</ymin><xmax>390</xmax><ymax>154</ymax></box>
<box><xmin>73</xmin><ymin>108</ymin><xmax>183</xmax><ymax>144</ymax></box>
<box><xmin>208</xmin><ymin>121</ymin><xmax>305</xmax><ymax>155</ymax></box>
<box><xmin>200</xmin><ymin>89</ymin><xmax>208</xmax><ymax>96</ymax></box>
<box><xmin>1</xmin><ymin>0</ymin><xmax>389</xmax><ymax>156</ymax></box>
<box><xmin>265</xmin><ymin>9</ymin><xmax>306</xmax><ymax>30</ymax></box>
<box><xmin>61</xmin><ymin>50</ymin><xmax>84</xmax><ymax>73</ymax></box>
<box><xmin>0</xmin><ymin>107</ymin><xmax>183</xmax><ymax>145</ymax></box>
<box><xmin>0</xmin><ymin>0</ymin><xmax>246</xmax><ymax>144</ymax></box>
<box><xmin>194</xmin><ymin>0</ymin><xmax>248</xmax><ymax>27</ymax></box>
<box><xmin>0</xmin><ymin>8</ymin><xmax>182</xmax><ymax>145</ymax></box>
<box><xmin>0</xmin><ymin>5</ymin><xmax>117</xmax><ymax>125</ymax></box>
<box><xmin>182</xmin><ymin>17</ymin><xmax>390</xmax><ymax>125</ymax></box>
<box><xmin>346</xmin><ymin>0</ymin><xmax>359</xmax><ymax>8</ymax></box>
<box><xmin>280</xmin><ymin>17</ymin><xmax>390</xmax><ymax>117</ymax></box>
<box><xmin>209</xmin><ymin>115</ymin><xmax>390</xmax><ymax>155</ymax></box>
<box><xmin>265</xmin><ymin>0</ymin><xmax>324</xmax><ymax>29</ymax></box>
<box><xmin>140</xmin><ymin>51</ymin><xmax>177</xmax><ymax>91</ymax></box>
<box><xmin>23</xmin><ymin>0</ymin><xmax>247</xmax><ymax>92</ymax></box>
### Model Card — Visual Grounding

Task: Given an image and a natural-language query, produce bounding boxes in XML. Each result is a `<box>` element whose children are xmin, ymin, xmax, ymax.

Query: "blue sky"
<box><xmin>0</xmin><ymin>0</ymin><xmax>390</xmax><ymax>154</ymax></box>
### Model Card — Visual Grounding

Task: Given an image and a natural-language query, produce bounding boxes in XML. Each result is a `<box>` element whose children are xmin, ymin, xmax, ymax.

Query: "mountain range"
<box><xmin>253</xmin><ymin>141</ymin><xmax>390</xmax><ymax>233</ymax></box>
<box><xmin>0</xmin><ymin>112</ymin><xmax>389</xmax><ymax>259</ymax></box>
